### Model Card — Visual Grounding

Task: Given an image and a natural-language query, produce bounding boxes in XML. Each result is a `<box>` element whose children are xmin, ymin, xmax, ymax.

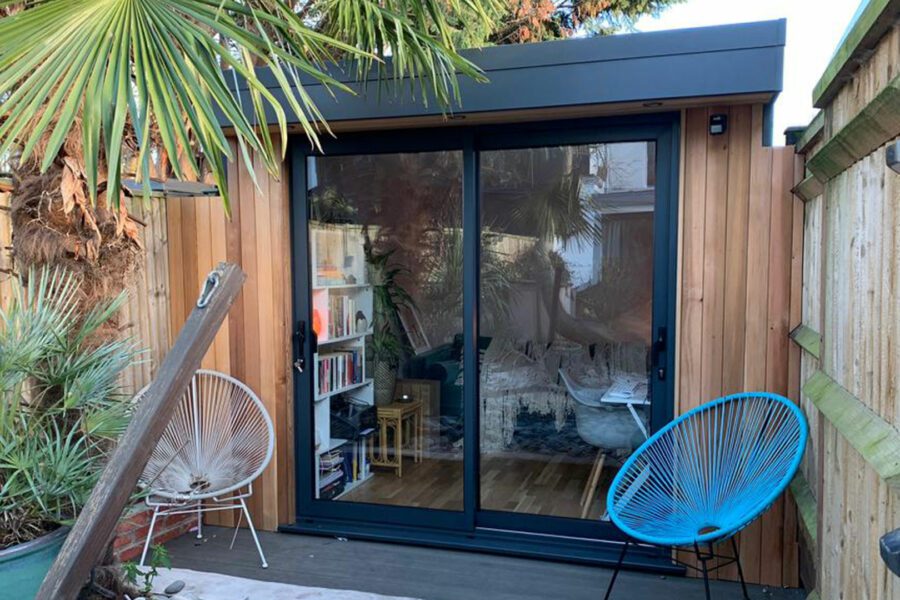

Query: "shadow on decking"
<box><xmin>164</xmin><ymin>527</ymin><xmax>806</xmax><ymax>600</ymax></box>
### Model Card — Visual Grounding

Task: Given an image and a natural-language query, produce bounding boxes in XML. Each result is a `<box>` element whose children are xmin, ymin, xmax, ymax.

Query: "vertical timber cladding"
<box><xmin>166</xmin><ymin>140</ymin><xmax>294</xmax><ymax>531</ymax></box>
<box><xmin>677</xmin><ymin>104</ymin><xmax>803</xmax><ymax>587</ymax></box>
<box><xmin>159</xmin><ymin>105</ymin><xmax>803</xmax><ymax>587</ymax></box>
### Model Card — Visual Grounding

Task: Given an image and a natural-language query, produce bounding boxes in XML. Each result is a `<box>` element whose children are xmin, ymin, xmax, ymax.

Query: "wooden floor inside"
<box><xmin>338</xmin><ymin>452</ymin><xmax>613</xmax><ymax>519</ymax></box>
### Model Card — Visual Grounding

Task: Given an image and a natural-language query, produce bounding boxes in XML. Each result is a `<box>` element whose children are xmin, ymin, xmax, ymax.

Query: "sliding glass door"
<box><xmin>478</xmin><ymin>141</ymin><xmax>656</xmax><ymax>522</ymax></box>
<box><xmin>303</xmin><ymin>149</ymin><xmax>466</xmax><ymax>514</ymax></box>
<box><xmin>292</xmin><ymin>118</ymin><xmax>676</xmax><ymax>542</ymax></box>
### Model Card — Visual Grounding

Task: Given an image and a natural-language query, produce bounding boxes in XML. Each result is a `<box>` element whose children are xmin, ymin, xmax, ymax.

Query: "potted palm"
<box><xmin>0</xmin><ymin>268</ymin><xmax>135</xmax><ymax>599</ymax></box>
<box><xmin>366</xmin><ymin>246</ymin><xmax>415</xmax><ymax>405</ymax></box>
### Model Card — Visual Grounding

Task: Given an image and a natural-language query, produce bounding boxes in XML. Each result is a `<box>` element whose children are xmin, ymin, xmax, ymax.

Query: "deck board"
<box><xmin>165</xmin><ymin>527</ymin><xmax>806</xmax><ymax>600</ymax></box>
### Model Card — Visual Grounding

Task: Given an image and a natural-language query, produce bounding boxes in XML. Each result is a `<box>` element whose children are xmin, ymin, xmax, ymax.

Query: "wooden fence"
<box><xmin>0</xmin><ymin>191</ymin><xmax>171</xmax><ymax>397</ymax></box>
<box><xmin>791</xmin><ymin>2</ymin><xmax>900</xmax><ymax>598</ymax></box>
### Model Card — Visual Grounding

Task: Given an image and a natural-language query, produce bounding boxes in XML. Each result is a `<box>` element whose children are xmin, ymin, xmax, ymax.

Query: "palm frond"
<box><xmin>0</xmin><ymin>267</ymin><xmax>137</xmax><ymax>542</ymax></box>
<box><xmin>0</xmin><ymin>0</ymin><xmax>497</xmax><ymax>211</ymax></box>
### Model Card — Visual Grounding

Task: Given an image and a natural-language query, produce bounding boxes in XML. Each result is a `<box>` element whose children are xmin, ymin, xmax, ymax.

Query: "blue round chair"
<box><xmin>604</xmin><ymin>392</ymin><xmax>808</xmax><ymax>600</ymax></box>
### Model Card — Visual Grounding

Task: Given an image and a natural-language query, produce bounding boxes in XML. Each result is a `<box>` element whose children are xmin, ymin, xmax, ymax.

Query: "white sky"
<box><xmin>631</xmin><ymin>0</ymin><xmax>862</xmax><ymax>141</ymax></box>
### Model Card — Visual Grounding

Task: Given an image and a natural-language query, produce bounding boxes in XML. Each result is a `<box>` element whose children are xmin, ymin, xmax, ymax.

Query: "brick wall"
<box><xmin>113</xmin><ymin>506</ymin><xmax>195</xmax><ymax>562</ymax></box>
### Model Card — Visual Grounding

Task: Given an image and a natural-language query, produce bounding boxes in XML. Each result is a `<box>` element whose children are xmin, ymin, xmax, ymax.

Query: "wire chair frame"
<box><xmin>136</xmin><ymin>370</ymin><xmax>275</xmax><ymax>568</ymax></box>
<box><xmin>603</xmin><ymin>392</ymin><xmax>808</xmax><ymax>600</ymax></box>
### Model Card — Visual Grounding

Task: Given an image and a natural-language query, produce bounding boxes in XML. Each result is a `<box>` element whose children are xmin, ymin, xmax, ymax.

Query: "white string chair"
<box><xmin>137</xmin><ymin>370</ymin><xmax>274</xmax><ymax>568</ymax></box>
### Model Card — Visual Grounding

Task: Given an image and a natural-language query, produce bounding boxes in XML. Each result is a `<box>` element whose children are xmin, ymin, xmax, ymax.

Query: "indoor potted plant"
<box><xmin>0</xmin><ymin>268</ymin><xmax>135</xmax><ymax>598</ymax></box>
<box><xmin>365</xmin><ymin>246</ymin><xmax>414</xmax><ymax>405</ymax></box>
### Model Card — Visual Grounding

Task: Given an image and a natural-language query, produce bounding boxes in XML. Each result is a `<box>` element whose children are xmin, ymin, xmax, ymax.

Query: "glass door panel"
<box><xmin>478</xmin><ymin>141</ymin><xmax>656</xmax><ymax>520</ymax></box>
<box><xmin>307</xmin><ymin>150</ymin><xmax>465</xmax><ymax>511</ymax></box>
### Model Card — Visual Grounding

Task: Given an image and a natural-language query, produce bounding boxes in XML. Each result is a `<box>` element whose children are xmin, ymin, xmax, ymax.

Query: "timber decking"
<box><xmin>165</xmin><ymin>527</ymin><xmax>806</xmax><ymax>600</ymax></box>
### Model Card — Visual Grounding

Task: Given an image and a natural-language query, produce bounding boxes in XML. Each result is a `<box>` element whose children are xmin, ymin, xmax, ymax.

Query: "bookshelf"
<box><xmin>311</xmin><ymin>223</ymin><xmax>375</xmax><ymax>500</ymax></box>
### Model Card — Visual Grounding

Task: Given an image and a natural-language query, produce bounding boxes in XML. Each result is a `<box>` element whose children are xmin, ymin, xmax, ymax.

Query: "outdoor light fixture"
<box><xmin>887</xmin><ymin>140</ymin><xmax>900</xmax><ymax>174</ymax></box>
<box><xmin>881</xmin><ymin>529</ymin><xmax>900</xmax><ymax>576</ymax></box>
<box><xmin>709</xmin><ymin>114</ymin><xmax>727</xmax><ymax>135</ymax></box>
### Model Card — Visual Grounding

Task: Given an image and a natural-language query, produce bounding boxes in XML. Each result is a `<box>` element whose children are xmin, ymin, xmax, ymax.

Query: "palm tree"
<box><xmin>0</xmin><ymin>0</ymin><xmax>499</xmax><ymax>310</ymax></box>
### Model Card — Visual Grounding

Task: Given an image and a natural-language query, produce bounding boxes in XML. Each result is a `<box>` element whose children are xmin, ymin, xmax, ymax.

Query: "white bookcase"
<box><xmin>311</xmin><ymin>223</ymin><xmax>375</xmax><ymax>499</ymax></box>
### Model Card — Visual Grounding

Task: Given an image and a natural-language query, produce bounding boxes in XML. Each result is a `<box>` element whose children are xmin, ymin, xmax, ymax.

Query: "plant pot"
<box><xmin>0</xmin><ymin>526</ymin><xmax>69</xmax><ymax>600</ymax></box>
<box><xmin>373</xmin><ymin>360</ymin><xmax>397</xmax><ymax>406</ymax></box>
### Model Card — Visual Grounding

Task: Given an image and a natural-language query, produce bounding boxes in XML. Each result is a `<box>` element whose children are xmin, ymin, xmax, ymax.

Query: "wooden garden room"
<box><xmin>13</xmin><ymin>3</ymin><xmax>900</xmax><ymax>597</ymax></box>
<box><xmin>118</xmin><ymin>17</ymin><xmax>809</xmax><ymax>591</ymax></box>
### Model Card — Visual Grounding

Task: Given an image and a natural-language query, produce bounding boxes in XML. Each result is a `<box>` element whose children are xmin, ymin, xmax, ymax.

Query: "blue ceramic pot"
<box><xmin>0</xmin><ymin>526</ymin><xmax>69</xmax><ymax>600</ymax></box>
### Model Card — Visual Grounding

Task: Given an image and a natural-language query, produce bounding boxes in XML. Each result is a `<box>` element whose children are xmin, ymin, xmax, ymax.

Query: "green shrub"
<box><xmin>0</xmin><ymin>268</ymin><xmax>136</xmax><ymax>549</ymax></box>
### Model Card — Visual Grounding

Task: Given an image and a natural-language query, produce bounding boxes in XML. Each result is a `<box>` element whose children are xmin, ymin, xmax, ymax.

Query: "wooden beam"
<box><xmin>812</xmin><ymin>0</ymin><xmax>900</xmax><ymax>107</ymax></box>
<box><xmin>795</xmin><ymin>111</ymin><xmax>824</xmax><ymax>155</ymax></box>
<box><xmin>36</xmin><ymin>263</ymin><xmax>246</xmax><ymax>600</ymax></box>
<box><xmin>792</xmin><ymin>174</ymin><xmax>824</xmax><ymax>203</ymax></box>
<box><xmin>802</xmin><ymin>370</ymin><xmax>900</xmax><ymax>489</ymax></box>
<box><xmin>790</xmin><ymin>324</ymin><xmax>822</xmax><ymax>358</ymax></box>
<box><xmin>807</xmin><ymin>73</ymin><xmax>900</xmax><ymax>181</ymax></box>
<box><xmin>790</xmin><ymin>472</ymin><xmax>818</xmax><ymax>545</ymax></box>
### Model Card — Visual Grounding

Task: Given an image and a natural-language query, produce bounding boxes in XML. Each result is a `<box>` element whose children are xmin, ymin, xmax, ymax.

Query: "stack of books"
<box><xmin>317</xmin><ymin>350</ymin><xmax>363</xmax><ymax>396</ymax></box>
<box><xmin>318</xmin><ymin>448</ymin><xmax>345</xmax><ymax>499</ymax></box>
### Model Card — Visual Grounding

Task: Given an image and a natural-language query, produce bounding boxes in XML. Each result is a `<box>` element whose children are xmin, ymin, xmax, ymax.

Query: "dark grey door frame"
<box><xmin>286</xmin><ymin>111</ymin><xmax>680</xmax><ymax>561</ymax></box>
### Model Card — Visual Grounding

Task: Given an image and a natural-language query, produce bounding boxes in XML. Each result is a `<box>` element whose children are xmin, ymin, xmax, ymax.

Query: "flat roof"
<box><xmin>226</xmin><ymin>19</ymin><xmax>785</xmax><ymax>127</ymax></box>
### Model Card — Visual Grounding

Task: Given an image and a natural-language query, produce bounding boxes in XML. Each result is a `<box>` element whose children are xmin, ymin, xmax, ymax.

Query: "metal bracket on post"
<box><xmin>197</xmin><ymin>268</ymin><xmax>223</xmax><ymax>308</ymax></box>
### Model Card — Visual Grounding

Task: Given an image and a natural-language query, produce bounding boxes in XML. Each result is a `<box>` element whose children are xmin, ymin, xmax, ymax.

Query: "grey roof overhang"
<box><xmin>223</xmin><ymin>18</ymin><xmax>785</xmax><ymax>127</ymax></box>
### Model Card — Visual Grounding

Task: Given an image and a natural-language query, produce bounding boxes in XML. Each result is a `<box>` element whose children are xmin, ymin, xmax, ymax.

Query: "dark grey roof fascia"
<box><xmin>223</xmin><ymin>19</ymin><xmax>785</xmax><ymax>127</ymax></box>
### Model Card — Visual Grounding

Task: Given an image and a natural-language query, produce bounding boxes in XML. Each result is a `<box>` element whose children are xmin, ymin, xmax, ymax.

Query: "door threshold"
<box><xmin>280</xmin><ymin>518</ymin><xmax>683</xmax><ymax>575</ymax></box>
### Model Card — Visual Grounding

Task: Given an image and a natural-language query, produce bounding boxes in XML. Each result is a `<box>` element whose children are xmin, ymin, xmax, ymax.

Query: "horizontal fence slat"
<box><xmin>790</xmin><ymin>324</ymin><xmax>822</xmax><ymax>358</ymax></box>
<box><xmin>803</xmin><ymin>370</ymin><xmax>900</xmax><ymax>488</ymax></box>
<box><xmin>789</xmin><ymin>472</ymin><xmax>818</xmax><ymax>545</ymax></box>
<box><xmin>792</xmin><ymin>174</ymin><xmax>824</xmax><ymax>203</ymax></box>
<box><xmin>807</xmin><ymin>74</ymin><xmax>900</xmax><ymax>181</ymax></box>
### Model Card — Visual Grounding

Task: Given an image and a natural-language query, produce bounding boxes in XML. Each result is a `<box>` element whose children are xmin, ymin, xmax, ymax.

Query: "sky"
<box><xmin>631</xmin><ymin>0</ymin><xmax>862</xmax><ymax>140</ymax></box>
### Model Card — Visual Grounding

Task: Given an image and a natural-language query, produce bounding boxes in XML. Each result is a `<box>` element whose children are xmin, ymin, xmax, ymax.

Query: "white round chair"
<box><xmin>137</xmin><ymin>370</ymin><xmax>274</xmax><ymax>568</ymax></box>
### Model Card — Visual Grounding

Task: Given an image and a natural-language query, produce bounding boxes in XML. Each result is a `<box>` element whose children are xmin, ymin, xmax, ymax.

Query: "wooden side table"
<box><xmin>369</xmin><ymin>399</ymin><xmax>423</xmax><ymax>477</ymax></box>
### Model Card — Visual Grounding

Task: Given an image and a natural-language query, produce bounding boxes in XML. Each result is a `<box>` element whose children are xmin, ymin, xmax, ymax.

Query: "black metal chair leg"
<box><xmin>694</xmin><ymin>543</ymin><xmax>712</xmax><ymax>600</ymax></box>
<box><xmin>730</xmin><ymin>537</ymin><xmax>751</xmax><ymax>600</ymax></box>
<box><xmin>603</xmin><ymin>540</ymin><xmax>630</xmax><ymax>600</ymax></box>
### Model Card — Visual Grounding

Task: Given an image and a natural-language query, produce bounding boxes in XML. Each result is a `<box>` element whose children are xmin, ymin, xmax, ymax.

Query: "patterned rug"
<box><xmin>153</xmin><ymin>568</ymin><xmax>421</xmax><ymax>600</ymax></box>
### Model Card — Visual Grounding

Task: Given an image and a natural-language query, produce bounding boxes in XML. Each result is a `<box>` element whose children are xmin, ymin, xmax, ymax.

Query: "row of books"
<box><xmin>316</xmin><ymin>350</ymin><xmax>363</xmax><ymax>396</ymax></box>
<box><xmin>326</xmin><ymin>295</ymin><xmax>361</xmax><ymax>339</ymax></box>
<box><xmin>342</xmin><ymin>429</ymin><xmax>374</xmax><ymax>484</ymax></box>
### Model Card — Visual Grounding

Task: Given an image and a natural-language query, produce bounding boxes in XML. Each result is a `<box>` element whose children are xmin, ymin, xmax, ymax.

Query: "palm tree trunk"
<box><xmin>8</xmin><ymin>143</ymin><xmax>143</xmax><ymax>321</ymax></box>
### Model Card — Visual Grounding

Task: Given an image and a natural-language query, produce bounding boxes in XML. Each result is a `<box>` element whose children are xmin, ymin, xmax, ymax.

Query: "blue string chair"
<box><xmin>604</xmin><ymin>392</ymin><xmax>807</xmax><ymax>600</ymax></box>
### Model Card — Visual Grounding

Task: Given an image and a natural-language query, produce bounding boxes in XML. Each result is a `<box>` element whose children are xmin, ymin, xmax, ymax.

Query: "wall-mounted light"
<box><xmin>887</xmin><ymin>140</ymin><xmax>900</xmax><ymax>174</ymax></box>
<box><xmin>709</xmin><ymin>114</ymin><xmax>727</xmax><ymax>136</ymax></box>
<box><xmin>881</xmin><ymin>529</ymin><xmax>900</xmax><ymax>577</ymax></box>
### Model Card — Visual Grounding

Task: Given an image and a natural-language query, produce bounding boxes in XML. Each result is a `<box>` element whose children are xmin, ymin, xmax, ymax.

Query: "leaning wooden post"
<box><xmin>37</xmin><ymin>263</ymin><xmax>246</xmax><ymax>600</ymax></box>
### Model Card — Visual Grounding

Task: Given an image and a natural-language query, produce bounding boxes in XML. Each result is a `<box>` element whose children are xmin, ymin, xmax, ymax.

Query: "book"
<box><xmin>316</xmin><ymin>349</ymin><xmax>363</xmax><ymax>396</ymax></box>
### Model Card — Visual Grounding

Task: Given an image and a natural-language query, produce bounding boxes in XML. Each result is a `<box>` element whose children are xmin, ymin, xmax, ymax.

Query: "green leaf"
<box><xmin>0</xmin><ymin>0</ymin><xmax>497</xmax><ymax>211</ymax></box>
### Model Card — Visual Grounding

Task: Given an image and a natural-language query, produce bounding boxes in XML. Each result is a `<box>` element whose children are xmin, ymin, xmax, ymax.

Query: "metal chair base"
<box><xmin>138</xmin><ymin>491</ymin><xmax>268</xmax><ymax>569</ymax></box>
<box><xmin>603</xmin><ymin>537</ymin><xmax>750</xmax><ymax>600</ymax></box>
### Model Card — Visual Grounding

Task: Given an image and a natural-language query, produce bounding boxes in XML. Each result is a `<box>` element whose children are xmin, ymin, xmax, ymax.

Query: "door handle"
<box><xmin>294</xmin><ymin>320</ymin><xmax>307</xmax><ymax>373</ymax></box>
<box><xmin>650</xmin><ymin>327</ymin><xmax>666</xmax><ymax>380</ymax></box>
